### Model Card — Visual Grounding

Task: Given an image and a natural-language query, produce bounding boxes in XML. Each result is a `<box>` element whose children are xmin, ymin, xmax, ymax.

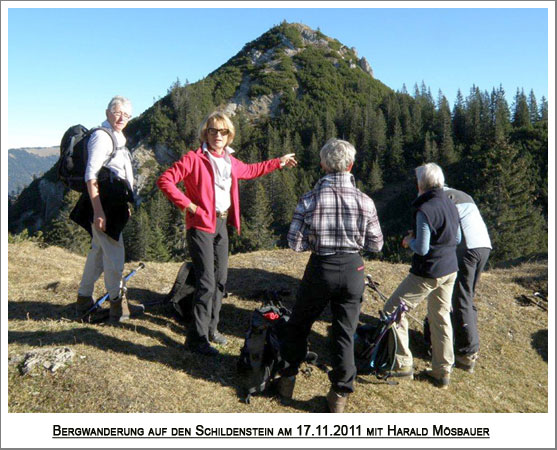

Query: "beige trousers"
<box><xmin>78</xmin><ymin>226</ymin><xmax>124</xmax><ymax>301</ymax></box>
<box><xmin>383</xmin><ymin>272</ymin><xmax>457</xmax><ymax>375</ymax></box>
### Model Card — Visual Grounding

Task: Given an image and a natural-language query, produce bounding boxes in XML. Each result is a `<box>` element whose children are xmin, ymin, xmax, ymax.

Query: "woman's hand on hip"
<box><xmin>186</xmin><ymin>203</ymin><xmax>198</xmax><ymax>214</ymax></box>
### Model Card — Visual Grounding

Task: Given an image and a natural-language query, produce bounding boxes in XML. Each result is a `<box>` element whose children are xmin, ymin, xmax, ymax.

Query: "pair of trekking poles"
<box><xmin>78</xmin><ymin>262</ymin><xmax>145</xmax><ymax>321</ymax></box>
<box><xmin>365</xmin><ymin>274</ymin><xmax>422</xmax><ymax>326</ymax></box>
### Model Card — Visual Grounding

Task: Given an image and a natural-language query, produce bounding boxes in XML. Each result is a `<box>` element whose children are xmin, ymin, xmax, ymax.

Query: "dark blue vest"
<box><xmin>410</xmin><ymin>188</ymin><xmax>459</xmax><ymax>278</ymax></box>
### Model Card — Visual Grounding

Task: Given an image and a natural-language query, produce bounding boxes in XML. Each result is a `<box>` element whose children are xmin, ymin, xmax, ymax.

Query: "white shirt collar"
<box><xmin>202</xmin><ymin>142</ymin><xmax>235</xmax><ymax>155</ymax></box>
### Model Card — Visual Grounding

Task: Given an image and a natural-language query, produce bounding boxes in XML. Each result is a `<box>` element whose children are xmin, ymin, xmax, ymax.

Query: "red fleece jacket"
<box><xmin>157</xmin><ymin>147</ymin><xmax>282</xmax><ymax>234</ymax></box>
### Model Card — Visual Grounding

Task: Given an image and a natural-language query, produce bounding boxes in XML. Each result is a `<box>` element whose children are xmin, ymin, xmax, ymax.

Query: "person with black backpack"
<box><xmin>275</xmin><ymin>138</ymin><xmax>384</xmax><ymax>413</ymax></box>
<box><xmin>70</xmin><ymin>96</ymin><xmax>143</xmax><ymax>323</ymax></box>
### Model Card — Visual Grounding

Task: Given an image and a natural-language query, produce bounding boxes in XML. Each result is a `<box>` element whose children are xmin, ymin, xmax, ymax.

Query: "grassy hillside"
<box><xmin>7</xmin><ymin>241</ymin><xmax>548</xmax><ymax>413</ymax></box>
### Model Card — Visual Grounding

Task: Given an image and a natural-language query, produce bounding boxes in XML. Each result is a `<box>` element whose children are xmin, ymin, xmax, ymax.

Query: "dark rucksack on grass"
<box><xmin>237</xmin><ymin>298</ymin><xmax>291</xmax><ymax>404</ymax></box>
<box><xmin>57</xmin><ymin>125</ymin><xmax>118</xmax><ymax>192</ymax></box>
<box><xmin>165</xmin><ymin>261</ymin><xmax>197</xmax><ymax>323</ymax></box>
<box><xmin>354</xmin><ymin>313</ymin><xmax>397</xmax><ymax>377</ymax></box>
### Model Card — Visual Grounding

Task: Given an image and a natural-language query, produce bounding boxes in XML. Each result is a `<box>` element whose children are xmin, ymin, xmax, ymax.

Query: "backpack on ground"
<box><xmin>354</xmin><ymin>276</ymin><xmax>408</xmax><ymax>380</ymax></box>
<box><xmin>57</xmin><ymin>125</ymin><xmax>118</xmax><ymax>192</ymax></box>
<box><xmin>354</xmin><ymin>312</ymin><xmax>398</xmax><ymax>378</ymax></box>
<box><xmin>237</xmin><ymin>295</ymin><xmax>291</xmax><ymax>404</ymax></box>
<box><xmin>165</xmin><ymin>261</ymin><xmax>197</xmax><ymax>323</ymax></box>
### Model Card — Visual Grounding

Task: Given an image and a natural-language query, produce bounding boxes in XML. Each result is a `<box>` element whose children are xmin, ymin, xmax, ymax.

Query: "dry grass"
<box><xmin>7</xmin><ymin>241</ymin><xmax>548</xmax><ymax>413</ymax></box>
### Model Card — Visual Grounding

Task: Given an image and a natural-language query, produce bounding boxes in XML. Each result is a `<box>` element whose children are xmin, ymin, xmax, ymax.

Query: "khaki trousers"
<box><xmin>383</xmin><ymin>272</ymin><xmax>457</xmax><ymax>375</ymax></box>
<box><xmin>78</xmin><ymin>226</ymin><xmax>124</xmax><ymax>301</ymax></box>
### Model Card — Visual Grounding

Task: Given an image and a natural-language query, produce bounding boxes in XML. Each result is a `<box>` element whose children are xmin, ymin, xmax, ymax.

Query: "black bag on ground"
<box><xmin>57</xmin><ymin>125</ymin><xmax>117</xmax><ymax>192</ymax></box>
<box><xmin>237</xmin><ymin>301</ymin><xmax>291</xmax><ymax>404</ymax></box>
<box><xmin>354</xmin><ymin>313</ymin><xmax>397</xmax><ymax>378</ymax></box>
<box><xmin>165</xmin><ymin>261</ymin><xmax>197</xmax><ymax>323</ymax></box>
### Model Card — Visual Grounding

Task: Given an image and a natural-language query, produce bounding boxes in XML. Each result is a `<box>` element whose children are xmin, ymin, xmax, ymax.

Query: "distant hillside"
<box><xmin>7</xmin><ymin>241</ymin><xmax>548</xmax><ymax>413</ymax></box>
<box><xmin>7</xmin><ymin>21</ymin><xmax>548</xmax><ymax>266</ymax></box>
<box><xmin>8</xmin><ymin>147</ymin><xmax>59</xmax><ymax>195</ymax></box>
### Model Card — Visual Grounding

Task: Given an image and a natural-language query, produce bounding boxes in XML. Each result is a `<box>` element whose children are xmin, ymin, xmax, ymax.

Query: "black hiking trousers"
<box><xmin>451</xmin><ymin>247</ymin><xmax>490</xmax><ymax>356</ymax></box>
<box><xmin>280</xmin><ymin>252</ymin><xmax>365</xmax><ymax>394</ymax></box>
<box><xmin>186</xmin><ymin>217</ymin><xmax>229</xmax><ymax>345</ymax></box>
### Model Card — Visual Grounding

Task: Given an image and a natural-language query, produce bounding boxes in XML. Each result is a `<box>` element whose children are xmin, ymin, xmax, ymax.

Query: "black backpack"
<box><xmin>237</xmin><ymin>299</ymin><xmax>291</xmax><ymax>404</ymax></box>
<box><xmin>354</xmin><ymin>312</ymin><xmax>398</xmax><ymax>378</ymax></box>
<box><xmin>57</xmin><ymin>125</ymin><xmax>118</xmax><ymax>192</ymax></box>
<box><xmin>165</xmin><ymin>261</ymin><xmax>197</xmax><ymax>323</ymax></box>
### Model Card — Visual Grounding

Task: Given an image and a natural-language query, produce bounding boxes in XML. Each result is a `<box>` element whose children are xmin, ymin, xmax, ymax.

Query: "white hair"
<box><xmin>106</xmin><ymin>95</ymin><xmax>132</xmax><ymax>114</ymax></box>
<box><xmin>319</xmin><ymin>138</ymin><xmax>356</xmax><ymax>173</ymax></box>
<box><xmin>415</xmin><ymin>162</ymin><xmax>445</xmax><ymax>192</ymax></box>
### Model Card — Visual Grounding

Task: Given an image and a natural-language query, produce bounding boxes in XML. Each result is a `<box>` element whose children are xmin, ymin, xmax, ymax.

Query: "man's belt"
<box><xmin>216</xmin><ymin>210</ymin><xmax>229</xmax><ymax>219</ymax></box>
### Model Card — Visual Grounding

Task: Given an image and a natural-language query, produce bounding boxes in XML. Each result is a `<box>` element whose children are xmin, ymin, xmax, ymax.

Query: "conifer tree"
<box><xmin>270</xmin><ymin>169</ymin><xmax>298</xmax><ymax>245</ymax></box>
<box><xmin>366</xmin><ymin>158</ymin><xmax>384</xmax><ymax>193</ymax></box>
<box><xmin>423</xmin><ymin>131</ymin><xmax>439</xmax><ymax>163</ymax></box>
<box><xmin>490</xmin><ymin>85</ymin><xmax>512</xmax><ymax>144</ymax></box>
<box><xmin>512</xmin><ymin>88</ymin><xmax>531</xmax><ymax>128</ymax></box>
<box><xmin>124</xmin><ymin>207</ymin><xmax>150</xmax><ymax>261</ymax></box>
<box><xmin>528</xmin><ymin>89</ymin><xmax>539</xmax><ymax>124</ymax></box>
<box><xmin>452</xmin><ymin>89</ymin><xmax>467</xmax><ymax>145</ymax></box>
<box><xmin>538</xmin><ymin>96</ymin><xmax>548</xmax><ymax>122</ymax></box>
<box><xmin>43</xmin><ymin>191</ymin><xmax>91</xmax><ymax>255</ymax></box>
<box><xmin>436</xmin><ymin>92</ymin><xmax>457</xmax><ymax>166</ymax></box>
<box><xmin>368</xmin><ymin>108</ymin><xmax>387</xmax><ymax>164</ymax></box>
<box><xmin>239</xmin><ymin>180</ymin><xmax>277</xmax><ymax>251</ymax></box>
<box><xmin>385</xmin><ymin>117</ymin><xmax>405</xmax><ymax>179</ymax></box>
<box><xmin>474</xmin><ymin>139</ymin><xmax>547</xmax><ymax>262</ymax></box>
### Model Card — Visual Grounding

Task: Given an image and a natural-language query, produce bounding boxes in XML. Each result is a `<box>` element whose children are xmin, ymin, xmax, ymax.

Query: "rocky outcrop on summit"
<box><xmin>359</xmin><ymin>56</ymin><xmax>374</xmax><ymax>77</ymax></box>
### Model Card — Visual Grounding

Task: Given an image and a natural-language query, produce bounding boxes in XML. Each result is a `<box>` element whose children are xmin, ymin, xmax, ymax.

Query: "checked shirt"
<box><xmin>287</xmin><ymin>172</ymin><xmax>383</xmax><ymax>256</ymax></box>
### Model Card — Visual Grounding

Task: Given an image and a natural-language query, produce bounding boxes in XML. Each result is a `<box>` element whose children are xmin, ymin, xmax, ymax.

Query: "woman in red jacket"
<box><xmin>158</xmin><ymin>111</ymin><xmax>297</xmax><ymax>356</ymax></box>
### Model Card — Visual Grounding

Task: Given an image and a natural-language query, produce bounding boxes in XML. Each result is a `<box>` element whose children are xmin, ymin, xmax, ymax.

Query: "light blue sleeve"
<box><xmin>409</xmin><ymin>211</ymin><xmax>431</xmax><ymax>256</ymax></box>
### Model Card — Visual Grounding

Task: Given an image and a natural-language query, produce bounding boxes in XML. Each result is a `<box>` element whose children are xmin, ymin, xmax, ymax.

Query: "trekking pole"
<box><xmin>79</xmin><ymin>262</ymin><xmax>145</xmax><ymax>320</ymax></box>
<box><xmin>365</xmin><ymin>274</ymin><xmax>422</xmax><ymax>325</ymax></box>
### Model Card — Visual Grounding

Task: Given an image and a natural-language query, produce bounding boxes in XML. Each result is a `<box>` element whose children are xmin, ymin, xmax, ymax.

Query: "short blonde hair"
<box><xmin>319</xmin><ymin>138</ymin><xmax>356</xmax><ymax>172</ymax></box>
<box><xmin>415</xmin><ymin>162</ymin><xmax>445</xmax><ymax>192</ymax></box>
<box><xmin>198</xmin><ymin>111</ymin><xmax>236</xmax><ymax>146</ymax></box>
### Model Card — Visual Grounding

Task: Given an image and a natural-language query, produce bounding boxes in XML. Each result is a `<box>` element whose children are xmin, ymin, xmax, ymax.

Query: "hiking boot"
<box><xmin>109</xmin><ymin>296</ymin><xmax>145</xmax><ymax>323</ymax></box>
<box><xmin>326</xmin><ymin>388</ymin><xmax>349</xmax><ymax>413</ymax></box>
<box><xmin>423</xmin><ymin>369</ymin><xmax>450</xmax><ymax>389</ymax></box>
<box><xmin>379</xmin><ymin>366</ymin><xmax>414</xmax><ymax>380</ymax></box>
<box><xmin>276</xmin><ymin>375</ymin><xmax>296</xmax><ymax>400</ymax></box>
<box><xmin>75</xmin><ymin>295</ymin><xmax>94</xmax><ymax>316</ymax></box>
<box><xmin>186</xmin><ymin>340</ymin><xmax>219</xmax><ymax>357</ymax></box>
<box><xmin>209</xmin><ymin>331</ymin><xmax>228</xmax><ymax>346</ymax></box>
<box><xmin>455</xmin><ymin>353</ymin><xmax>478</xmax><ymax>373</ymax></box>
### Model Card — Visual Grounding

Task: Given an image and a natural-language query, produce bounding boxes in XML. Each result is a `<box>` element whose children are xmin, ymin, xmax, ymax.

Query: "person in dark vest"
<box><xmin>71</xmin><ymin>95</ymin><xmax>144</xmax><ymax>323</ymax></box>
<box><xmin>275</xmin><ymin>138</ymin><xmax>384</xmax><ymax>413</ymax></box>
<box><xmin>444</xmin><ymin>187</ymin><xmax>491</xmax><ymax>373</ymax></box>
<box><xmin>382</xmin><ymin>163</ymin><xmax>460</xmax><ymax>389</ymax></box>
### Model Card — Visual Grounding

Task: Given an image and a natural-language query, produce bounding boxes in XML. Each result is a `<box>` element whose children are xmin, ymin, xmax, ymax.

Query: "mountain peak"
<box><xmin>219</xmin><ymin>21</ymin><xmax>375</xmax><ymax>119</ymax></box>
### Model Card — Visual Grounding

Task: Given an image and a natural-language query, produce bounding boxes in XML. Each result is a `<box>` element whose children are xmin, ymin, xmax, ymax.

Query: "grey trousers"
<box><xmin>384</xmin><ymin>272</ymin><xmax>457</xmax><ymax>376</ymax></box>
<box><xmin>452</xmin><ymin>247</ymin><xmax>490</xmax><ymax>356</ymax></box>
<box><xmin>186</xmin><ymin>218</ymin><xmax>229</xmax><ymax>344</ymax></box>
<box><xmin>78</xmin><ymin>226</ymin><xmax>124</xmax><ymax>301</ymax></box>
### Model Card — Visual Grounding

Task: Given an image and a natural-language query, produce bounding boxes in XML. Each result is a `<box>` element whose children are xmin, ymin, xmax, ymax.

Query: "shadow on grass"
<box><xmin>531</xmin><ymin>329</ymin><xmax>548</xmax><ymax>362</ymax></box>
<box><xmin>7</xmin><ymin>267</ymin><xmax>335</xmax><ymax>413</ymax></box>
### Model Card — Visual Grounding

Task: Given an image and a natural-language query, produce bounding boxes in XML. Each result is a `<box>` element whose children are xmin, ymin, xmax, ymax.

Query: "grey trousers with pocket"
<box><xmin>186</xmin><ymin>218</ymin><xmax>229</xmax><ymax>344</ymax></box>
<box><xmin>451</xmin><ymin>247</ymin><xmax>490</xmax><ymax>356</ymax></box>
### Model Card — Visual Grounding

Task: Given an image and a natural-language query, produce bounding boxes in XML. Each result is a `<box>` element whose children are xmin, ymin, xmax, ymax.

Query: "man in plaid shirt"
<box><xmin>277</xmin><ymin>138</ymin><xmax>383</xmax><ymax>413</ymax></box>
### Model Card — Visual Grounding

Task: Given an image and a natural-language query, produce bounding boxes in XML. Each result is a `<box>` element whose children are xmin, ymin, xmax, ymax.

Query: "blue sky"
<box><xmin>4</xmin><ymin>4</ymin><xmax>552</xmax><ymax>149</ymax></box>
